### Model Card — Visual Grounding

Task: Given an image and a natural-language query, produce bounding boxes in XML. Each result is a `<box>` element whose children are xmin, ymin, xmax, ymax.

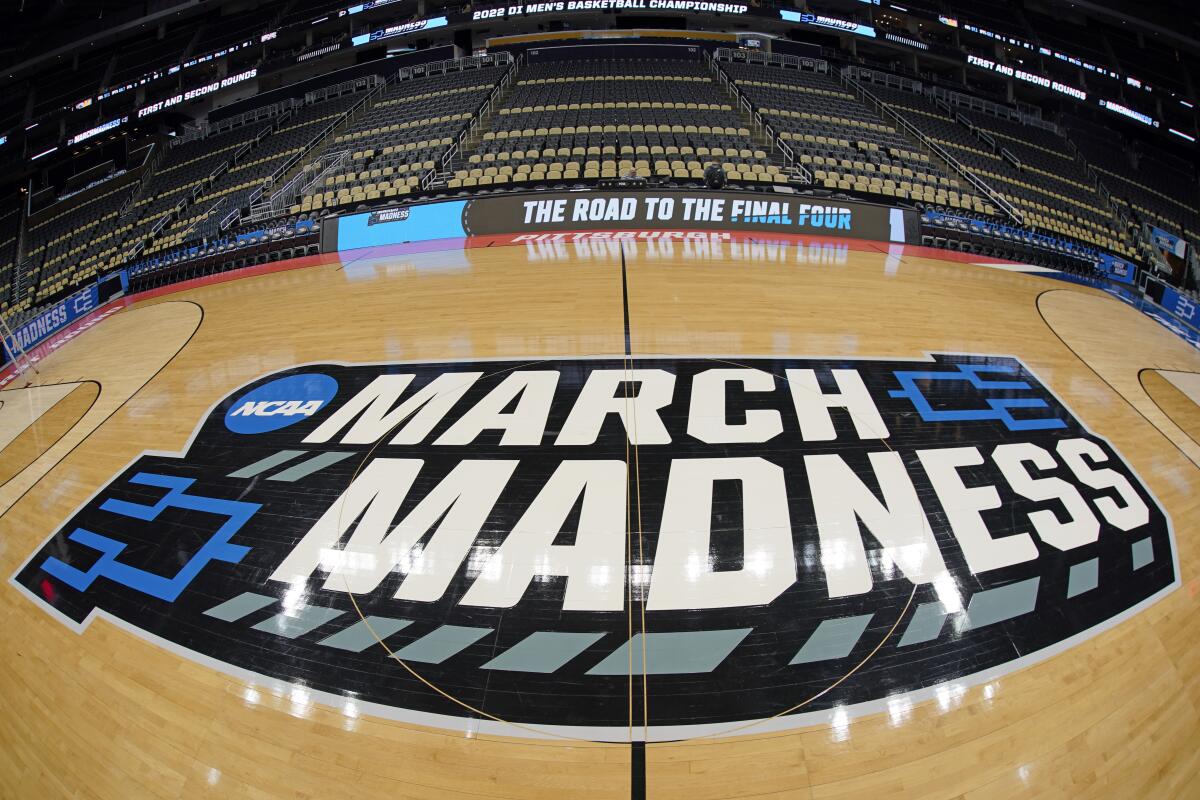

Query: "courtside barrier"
<box><xmin>321</xmin><ymin>189</ymin><xmax>921</xmax><ymax>252</ymax></box>
<box><xmin>1</xmin><ymin>284</ymin><xmax>100</xmax><ymax>365</ymax></box>
<box><xmin>1157</xmin><ymin>284</ymin><xmax>1200</xmax><ymax>330</ymax></box>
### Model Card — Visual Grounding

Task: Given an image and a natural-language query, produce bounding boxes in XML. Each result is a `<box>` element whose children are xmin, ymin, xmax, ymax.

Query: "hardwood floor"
<box><xmin>1</xmin><ymin>239</ymin><xmax>1197</xmax><ymax>799</ymax></box>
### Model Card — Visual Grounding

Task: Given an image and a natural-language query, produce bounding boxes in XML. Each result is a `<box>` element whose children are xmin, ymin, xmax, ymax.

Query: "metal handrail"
<box><xmin>210</xmin><ymin>100</ymin><xmax>293</xmax><ymax>135</ymax></box>
<box><xmin>169</xmin><ymin>196</ymin><xmax>228</xmax><ymax>251</ymax></box>
<box><xmin>117</xmin><ymin>142</ymin><xmax>240</xmax><ymax>264</ymax></box>
<box><xmin>121</xmin><ymin>141</ymin><xmax>163</xmax><ymax>216</ymax></box>
<box><xmin>249</xmin><ymin>149</ymin><xmax>349</xmax><ymax>222</ymax></box>
<box><xmin>175</xmin><ymin>121</ymin><xmax>207</xmax><ymax>145</ymax></box>
<box><xmin>305</xmin><ymin>75</ymin><xmax>378</xmax><ymax>105</ymax></box>
<box><xmin>245</xmin><ymin>74</ymin><xmax>388</xmax><ymax>218</ymax></box>
<box><xmin>706</xmin><ymin>50</ymin><xmax>812</xmax><ymax>183</ymax></box>
<box><xmin>713</xmin><ymin>48</ymin><xmax>829</xmax><ymax>75</ymax></box>
<box><xmin>429</xmin><ymin>54</ymin><xmax>519</xmax><ymax>189</ymax></box>
<box><xmin>300</xmin><ymin>151</ymin><xmax>349</xmax><ymax>199</ymax></box>
<box><xmin>930</xmin><ymin>86</ymin><xmax>1021</xmax><ymax>123</ymax></box>
<box><xmin>398</xmin><ymin>52</ymin><xmax>512</xmax><ymax>83</ymax></box>
<box><xmin>842</xmin><ymin>67</ymin><xmax>1025</xmax><ymax>225</ymax></box>
<box><xmin>845</xmin><ymin>66</ymin><xmax>921</xmax><ymax>93</ymax></box>
<box><xmin>271</xmin><ymin>77</ymin><xmax>383</xmax><ymax>186</ymax></box>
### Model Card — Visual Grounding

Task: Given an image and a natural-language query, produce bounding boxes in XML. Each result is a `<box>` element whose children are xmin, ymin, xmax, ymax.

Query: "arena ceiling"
<box><xmin>4</xmin><ymin>0</ymin><xmax>1198</xmax><ymax>75</ymax></box>
<box><xmin>2</xmin><ymin>0</ymin><xmax>213</xmax><ymax>72</ymax></box>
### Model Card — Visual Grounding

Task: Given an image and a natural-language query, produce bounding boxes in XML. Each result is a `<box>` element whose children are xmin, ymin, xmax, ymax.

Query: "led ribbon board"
<box><xmin>352</xmin><ymin>16</ymin><xmax>449</xmax><ymax>45</ymax></box>
<box><xmin>67</xmin><ymin>117</ymin><xmax>126</xmax><ymax>146</ymax></box>
<box><xmin>136</xmin><ymin>69</ymin><xmax>259</xmax><ymax>119</ymax></box>
<box><xmin>472</xmin><ymin>1</ymin><xmax>747</xmax><ymax>19</ymax></box>
<box><xmin>76</xmin><ymin>39</ymin><xmax>260</xmax><ymax>112</ymax></box>
<box><xmin>966</xmin><ymin>55</ymin><xmax>1086</xmax><ymax>100</ymax></box>
<box><xmin>780</xmin><ymin>10</ymin><xmax>877</xmax><ymax>37</ymax></box>
<box><xmin>1099</xmin><ymin>99</ymin><xmax>1160</xmax><ymax>128</ymax></box>
<box><xmin>13</xmin><ymin>355</ymin><xmax>1177</xmax><ymax>740</ymax></box>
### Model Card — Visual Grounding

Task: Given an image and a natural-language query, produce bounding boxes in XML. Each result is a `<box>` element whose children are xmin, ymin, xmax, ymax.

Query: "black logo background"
<box><xmin>12</xmin><ymin>355</ymin><xmax>1177</xmax><ymax>734</ymax></box>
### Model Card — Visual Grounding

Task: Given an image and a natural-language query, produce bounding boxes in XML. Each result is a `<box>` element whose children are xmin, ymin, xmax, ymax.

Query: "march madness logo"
<box><xmin>367</xmin><ymin>207</ymin><xmax>411</xmax><ymax>225</ymax></box>
<box><xmin>11</xmin><ymin>355</ymin><xmax>1177</xmax><ymax>739</ymax></box>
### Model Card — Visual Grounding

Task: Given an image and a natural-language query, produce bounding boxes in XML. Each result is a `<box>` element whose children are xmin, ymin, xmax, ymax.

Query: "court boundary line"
<box><xmin>1138</xmin><ymin>368</ymin><xmax>1200</xmax><ymax>452</ymax></box>
<box><xmin>0</xmin><ymin>381</ymin><xmax>101</xmax><ymax>491</ymax></box>
<box><xmin>0</xmin><ymin>300</ymin><xmax>204</xmax><ymax>529</ymax></box>
<box><xmin>1035</xmin><ymin>288</ymin><xmax>1200</xmax><ymax>473</ymax></box>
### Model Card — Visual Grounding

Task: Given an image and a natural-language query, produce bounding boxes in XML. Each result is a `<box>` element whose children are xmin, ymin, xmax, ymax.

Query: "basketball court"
<box><xmin>2</xmin><ymin>232</ymin><xmax>1198</xmax><ymax>798</ymax></box>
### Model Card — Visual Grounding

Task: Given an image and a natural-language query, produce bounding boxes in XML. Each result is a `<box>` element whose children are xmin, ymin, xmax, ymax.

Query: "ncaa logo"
<box><xmin>224</xmin><ymin>373</ymin><xmax>338</xmax><ymax>434</ymax></box>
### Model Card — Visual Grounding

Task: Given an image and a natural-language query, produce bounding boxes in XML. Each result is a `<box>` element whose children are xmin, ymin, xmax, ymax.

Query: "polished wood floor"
<box><xmin>2</xmin><ymin>239</ymin><xmax>1199</xmax><ymax>799</ymax></box>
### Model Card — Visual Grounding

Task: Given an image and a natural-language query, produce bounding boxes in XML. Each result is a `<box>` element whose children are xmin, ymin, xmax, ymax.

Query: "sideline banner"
<box><xmin>324</xmin><ymin>190</ymin><xmax>920</xmax><ymax>252</ymax></box>
<box><xmin>1149</xmin><ymin>226</ymin><xmax>1188</xmax><ymax>259</ymax></box>
<box><xmin>1096</xmin><ymin>252</ymin><xmax>1136</xmax><ymax>285</ymax></box>
<box><xmin>2</xmin><ymin>285</ymin><xmax>99</xmax><ymax>365</ymax></box>
<box><xmin>1159</xmin><ymin>285</ymin><xmax>1199</xmax><ymax>326</ymax></box>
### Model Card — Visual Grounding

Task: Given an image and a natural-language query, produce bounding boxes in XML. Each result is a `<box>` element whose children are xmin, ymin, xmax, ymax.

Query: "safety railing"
<box><xmin>171</xmin><ymin>196</ymin><xmax>228</xmax><ymax>250</ymax></box>
<box><xmin>713</xmin><ymin>48</ymin><xmax>829</xmax><ymax>75</ymax></box>
<box><xmin>306</xmin><ymin>75</ymin><xmax>378</xmax><ymax>105</ymax></box>
<box><xmin>849</xmin><ymin>67</ymin><xmax>922</xmax><ymax>94</ymax></box>
<box><xmin>932</xmin><ymin>85</ymin><xmax>1061</xmax><ymax>136</ymax></box>
<box><xmin>1062</xmin><ymin>133</ymin><xmax>1133</xmax><ymax>236</ymax></box>
<box><xmin>976</xmin><ymin>128</ymin><xmax>998</xmax><ymax>153</ymax></box>
<box><xmin>206</xmin><ymin>160</ymin><xmax>230</xmax><ymax>188</ymax></box>
<box><xmin>841</xmin><ymin>67</ymin><xmax>1025</xmax><ymax>225</ymax></box>
<box><xmin>209</xmin><ymin>100</ymin><xmax>294</xmax><ymax>136</ymax></box>
<box><xmin>175</xmin><ymin>121</ymin><xmax>207</xmax><ymax>145</ymax></box>
<box><xmin>399</xmin><ymin>51</ymin><xmax>512</xmax><ymax>83</ymax></box>
<box><xmin>245</xmin><ymin>75</ymin><xmax>388</xmax><ymax>220</ymax></box>
<box><xmin>429</xmin><ymin>53</ymin><xmax>518</xmax><ymax>190</ymax></box>
<box><xmin>273</xmin><ymin>74</ymin><xmax>385</xmax><ymax>188</ymax></box>
<box><xmin>708</xmin><ymin>49</ymin><xmax>811</xmax><ymax>183</ymax></box>
<box><xmin>931</xmin><ymin>86</ymin><xmax>1021</xmax><ymax>123</ymax></box>
<box><xmin>120</xmin><ymin>142</ymin><xmax>164</xmax><ymax>217</ymax></box>
<box><xmin>249</xmin><ymin>149</ymin><xmax>350</xmax><ymax>222</ymax></box>
<box><xmin>302</xmin><ymin>151</ymin><xmax>349</xmax><ymax>201</ymax></box>
<box><xmin>1000</xmin><ymin>148</ymin><xmax>1022</xmax><ymax>170</ymax></box>
<box><xmin>10</xmin><ymin>260</ymin><xmax>34</xmax><ymax>308</ymax></box>
<box><xmin>10</xmin><ymin>205</ymin><xmax>27</xmax><ymax>268</ymax></box>
<box><xmin>220</xmin><ymin>206</ymin><xmax>241</xmax><ymax>232</ymax></box>
<box><xmin>119</xmin><ymin>143</ymin><xmax>242</xmax><ymax>264</ymax></box>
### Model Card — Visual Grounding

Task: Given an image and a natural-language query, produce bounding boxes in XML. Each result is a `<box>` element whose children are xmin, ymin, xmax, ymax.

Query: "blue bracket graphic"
<box><xmin>889</xmin><ymin>363</ymin><xmax>1067</xmax><ymax>431</ymax></box>
<box><xmin>41</xmin><ymin>472</ymin><xmax>260</xmax><ymax>601</ymax></box>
